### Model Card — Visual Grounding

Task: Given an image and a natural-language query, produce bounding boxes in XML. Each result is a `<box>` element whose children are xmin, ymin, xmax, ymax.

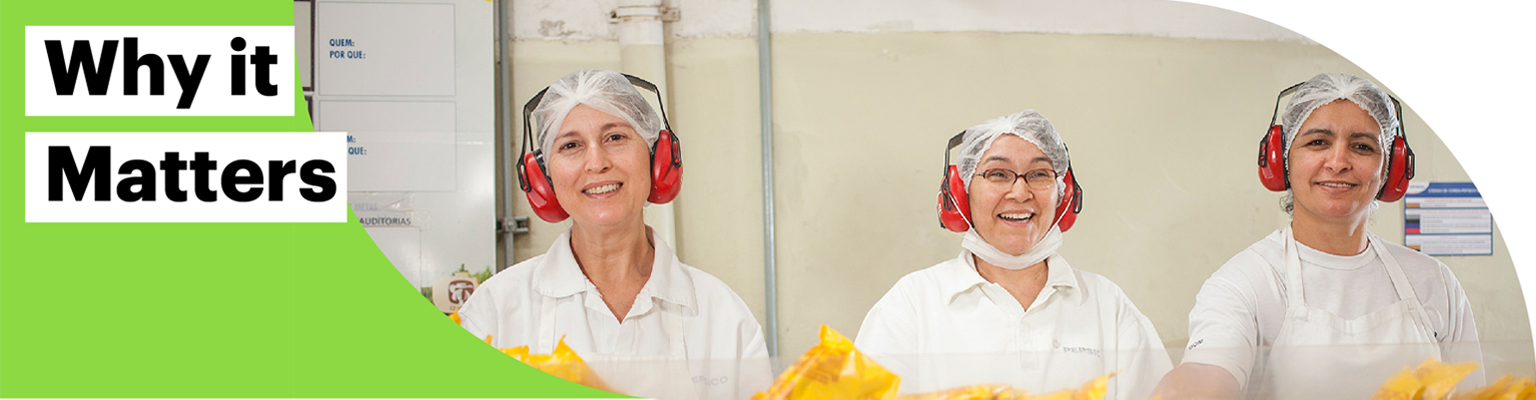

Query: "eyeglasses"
<box><xmin>974</xmin><ymin>168</ymin><xmax>1057</xmax><ymax>190</ymax></box>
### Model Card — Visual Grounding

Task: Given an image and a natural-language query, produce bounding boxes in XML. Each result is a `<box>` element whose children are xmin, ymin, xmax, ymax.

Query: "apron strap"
<box><xmin>1282</xmin><ymin>227</ymin><xmax>1307</xmax><ymax>307</ymax></box>
<box><xmin>1372</xmin><ymin>236</ymin><xmax>1420</xmax><ymax>303</ymax></box>
<box><xmin>1370</xmin><ymin>236</ymin><xmax>1436</xmax><ymax>334</ymax></box>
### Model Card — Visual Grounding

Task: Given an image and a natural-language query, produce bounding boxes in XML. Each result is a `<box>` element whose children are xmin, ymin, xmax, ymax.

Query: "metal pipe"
<box><xmin>615</xmin><ymin>0</ymin><xmax>677</xmax><ymax>246</ymax></box>
<box><xmin>497</xmin><ymin>0</ymin><xmax>516</xmax><ymax>267</ymax></box>
<box><xmin>756</xmin><ymin>0</ymin><xmax>779</xmax><ymax>357</ymax></box>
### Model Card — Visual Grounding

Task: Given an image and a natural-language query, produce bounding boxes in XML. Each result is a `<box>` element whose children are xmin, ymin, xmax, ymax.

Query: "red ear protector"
<box><xmin>517</xmin><ymin>73</ymin><xmax>683</xmax><ymax>223</ymax></box>
<box><xmin>937</xmin><ymin>131</ymin><xmax>1083</xmax><ymax>233</ymax></box>
<box><xmin>1257</xmin><ymin>83</ymin><xmax>1415</xmax><ymax>201</ymax></box>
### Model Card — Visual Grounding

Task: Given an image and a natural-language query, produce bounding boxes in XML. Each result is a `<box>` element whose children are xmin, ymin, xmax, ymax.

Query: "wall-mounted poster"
<box><xmin>1404</xmin><ymin>182</ymin><xmax>1494</xmax><ymax>256</ymax></box>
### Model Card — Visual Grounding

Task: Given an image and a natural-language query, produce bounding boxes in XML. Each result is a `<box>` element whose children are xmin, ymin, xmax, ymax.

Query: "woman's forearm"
<box><xmin>1150</xmin><ymin>363</ymin><xmax>1241</xmax><ymax>400</ymax></box>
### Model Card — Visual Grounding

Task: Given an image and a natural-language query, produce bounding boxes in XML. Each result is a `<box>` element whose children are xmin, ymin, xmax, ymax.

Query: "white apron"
<box><xmin>536</xmin><ymin>296</ymin><xmax>702</xmax><ymax>400</ymax></box>
<box><xmin>1256</xmin><ymin>228</ymin><xmax>1440</xmax><ymax>400</ymax></box>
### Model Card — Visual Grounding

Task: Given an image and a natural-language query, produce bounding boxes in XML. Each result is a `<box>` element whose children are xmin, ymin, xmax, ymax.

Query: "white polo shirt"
<box><xmin>456</xmin><ymin>229</ymin><xmax>770</xmax><ymax>399</ymax></box>
<box><xmin>855</xmin><ymin>251</ymin><xmax>1172</xmax><ymax>400</ymax></box>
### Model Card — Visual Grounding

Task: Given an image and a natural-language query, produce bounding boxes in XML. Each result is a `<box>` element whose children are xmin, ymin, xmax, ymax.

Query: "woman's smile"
<box><xmin>582</xmin><ymin>181</ymin><xmax>624</xmax><ymax>197</ymax></box>
<box><xmin>997</xmin><ymin>211</ymin><xmax>1037</xmax><ymax>225</ymax></box>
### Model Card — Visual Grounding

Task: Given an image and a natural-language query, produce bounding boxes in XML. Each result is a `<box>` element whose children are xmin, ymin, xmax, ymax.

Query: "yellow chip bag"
<box><xmin>1451</xmin><ymin>375</ymin><xmax>1512</xmax><ymax>400</ymax></box>
<box><xmin>1021</xmin><ymin>373</ymin><xmax>1113</xmax><ymax>400</ymax></box>
<box><xmin>898</xmin><ymin>373</ymin><xmax>1114</xmax><ymax>400</ymax></box>
<box><xmin>1373</xmin><ymin>358</ymin><xmax>1480</xmax><ymax>400</ymax></box>
<box><xmin>1451</xmin><ymin>375</ymin><xmax>1536</xmax><ymax>400</ymax></box>
<box><xmin>1418</xmin><ymin>359</ymin><xmax>1481</xmax><ymax>400</ymax></box>
<box><xmin>754</xmin><ymin>325</ymin><xmax>901</xmax><ymax>400</ymax></box>
<box><xmin>1375</xmin><ymin>366</ymin><xmax>1426</xmax><ymax>400</ymax></box>
<box><xmin>1517</xmin><ymin>378</ymin><xmax>1536</xmax><ymax>400</ymax></box>
<box><xmin>494</xmin><ymin>336</ymin><xmax>616</xmax><ymax>393</ymax></box>
<box><xmin>899</xmin><ymin>384</ymin><xmax>1024</xmax><ymax>400</ymax></box>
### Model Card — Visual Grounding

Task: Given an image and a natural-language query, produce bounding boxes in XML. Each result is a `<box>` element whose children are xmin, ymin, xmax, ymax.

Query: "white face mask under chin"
<box><xmin>961</xmin><ymin>225</ymin><xmax>1063</xmax><ymax>270</ymax></box>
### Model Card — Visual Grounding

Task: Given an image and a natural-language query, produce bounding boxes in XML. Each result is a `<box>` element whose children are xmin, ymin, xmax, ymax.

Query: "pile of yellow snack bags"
<box><xmin>754</xmin><ymin>325</ymin><xmax>1113</xmax><ymax>400</ymax></box>
<box><xmin>1372</xmin><ymin>358</ymin><xmax>1536</xmax><ymax>400</ymax></box>
<box><xmin>453</xmin><ymin>309</ymin><xmax>1536</xmax><ymax>400</ymax></box>
<box><xmin>752</xmin><ymin>325</ymin><xmax>902</xmax><ymax>400</ymax></box>
<box><xmin>899</xmin><ymin>375</ymin><xmax>1110</xmax><ymax>400</ymax></box>
<box><xmin>1452</xmin><ymin>375</ymin><xmax>1536</xmax><ymax>400</ymax></box>
<box><xmin>450</xmin><ymin>312</ymin><xmax>616</xmax><ymax>393</ymax></box>
<box><xmin>492</xmin><ymin>336</ymin><xmax>616</xmax><ymax>393</ymax></box>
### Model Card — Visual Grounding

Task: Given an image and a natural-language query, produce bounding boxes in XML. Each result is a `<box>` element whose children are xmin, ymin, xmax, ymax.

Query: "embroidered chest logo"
<box><xmin>1052</xmin><ymin>339</ymin><xmax>1102</xmax><ymax>358</ymax></box>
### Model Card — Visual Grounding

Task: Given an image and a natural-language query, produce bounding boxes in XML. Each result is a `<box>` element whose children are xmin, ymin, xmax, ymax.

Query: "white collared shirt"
<box><xmin>855</xmin><ymin>251</ymin><xmax>1172</xmax><ymax>400</ymax></box>
<box><xmin>457</xmin><ymin>229</ymin><xmax>769</xmax><ymax>398</ymax></box>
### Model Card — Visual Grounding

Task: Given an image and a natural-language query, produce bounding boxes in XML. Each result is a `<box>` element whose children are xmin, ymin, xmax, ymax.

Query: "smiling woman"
<box><xmin>1154</xmin><ymin>73</ymin><xmax>1484</xmax><ymax>400</ymax></box>
<box><xmin>1288</xmin><ymin>100</ymin><xmax>1390</xmax><ymax>232</ymax></box>
<box><xmin>454</xmin><ymin>70</ymin><xmax>769</xmax><ymax>399</ymax></box>
<box><xmin>854</xmin><ymin>111</ymin><xmax>1172</xmax><ymax>400</ymax></box>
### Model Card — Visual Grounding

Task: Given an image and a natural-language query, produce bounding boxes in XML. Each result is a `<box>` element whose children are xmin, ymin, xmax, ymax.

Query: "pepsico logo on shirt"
<box><xmin>1053</xmin><ymin>339</ymin><xmax>1102</xmax><ymax>358</ymax></box>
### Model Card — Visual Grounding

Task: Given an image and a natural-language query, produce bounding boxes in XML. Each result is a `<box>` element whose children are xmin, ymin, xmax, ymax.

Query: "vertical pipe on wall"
<box><xmin>756</xmin><ymin>0</ymin><xmax>779</xmax><ymax>357</ymax></box>
<box><xmin>497</xmin><ymin>0</ymin><xmax>516</xmax><ymax>266</ymax></box>
<box><xmin>615</xmin><ymin>0</ymin><xmax>677</xmax><ymax>246</ymax></box>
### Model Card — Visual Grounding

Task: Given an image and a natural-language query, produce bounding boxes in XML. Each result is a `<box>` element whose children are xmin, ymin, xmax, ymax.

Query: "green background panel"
<box><xmin>0</xmin><ymin>0</ymin><xmax>624</xmax><ymax>397</ymax></box>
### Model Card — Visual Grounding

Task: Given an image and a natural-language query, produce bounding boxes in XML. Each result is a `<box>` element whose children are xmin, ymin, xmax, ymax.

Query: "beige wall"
<box><xmin>665</xmin><ymin>38</ymin><xmax>770</xmax><ymax>326</ymax></box>
<box><xmin>504</xmin><ymin>31</ymin><xmax>1528</xmax><ymax>363</ymax></box>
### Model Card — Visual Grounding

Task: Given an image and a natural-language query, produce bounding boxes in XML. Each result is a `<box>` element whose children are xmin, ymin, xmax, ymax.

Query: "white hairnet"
<box><xmin>1279</xmin><ymin>73</ymin><xmax>1399</xmax><ymax>213</ymax></box>
<box><xmin>956</xmin><ymin>110</ymin><xmax>1070</xmax><ymax>201</ymax></box>
<box><xmin>532</xmin><ymin>69</ymin><xmax>663</xmax><ymax>154</ymax></box>
<box><xmin>1280</xmin><ymin>73</ymin><xmax>1398</xmax><ymax>177</ymax></box>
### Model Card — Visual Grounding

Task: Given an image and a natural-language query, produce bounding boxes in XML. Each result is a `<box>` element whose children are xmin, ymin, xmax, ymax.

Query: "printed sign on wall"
<box><xmin>1404</xmin><ymin>182</ymin><xmax>1493</xmax><ymax>256</ymax></box>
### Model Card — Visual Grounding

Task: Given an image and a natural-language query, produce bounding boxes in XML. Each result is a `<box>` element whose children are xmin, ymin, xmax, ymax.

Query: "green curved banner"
<box><xmin>0</xmin><ymin>0</ymin><xmax>623</xmax><ymax>397</ymax></box>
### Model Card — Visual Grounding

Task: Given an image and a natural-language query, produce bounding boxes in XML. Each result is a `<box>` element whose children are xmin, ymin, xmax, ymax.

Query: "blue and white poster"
<box><xmin>1404</xmin><ymin>182</ymin><xmax>1494</xmax><ymax>256</ymax></box>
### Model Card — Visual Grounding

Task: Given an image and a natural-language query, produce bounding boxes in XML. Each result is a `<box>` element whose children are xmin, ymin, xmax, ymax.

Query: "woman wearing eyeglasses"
<box><xmin>855</xmin><ymin>111</ymin><xmax>1171</xmax><ymax>400</ymax></box>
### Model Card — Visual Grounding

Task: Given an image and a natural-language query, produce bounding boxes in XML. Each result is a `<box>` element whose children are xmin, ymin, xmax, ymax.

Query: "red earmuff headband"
<box><xmin>517</xmin><ymin>73</ymin><xmax>683</xmax><ymax>223</ymax></box>
<box><xmin>937</xmin><ymin>131</ymin><xmax>1083</xmax><ymax>233</ymax></box>
<box><xmin>1256</xmin><ymin>82</ymin><xmax>1414</xmax><ymax>201</ymax></box>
